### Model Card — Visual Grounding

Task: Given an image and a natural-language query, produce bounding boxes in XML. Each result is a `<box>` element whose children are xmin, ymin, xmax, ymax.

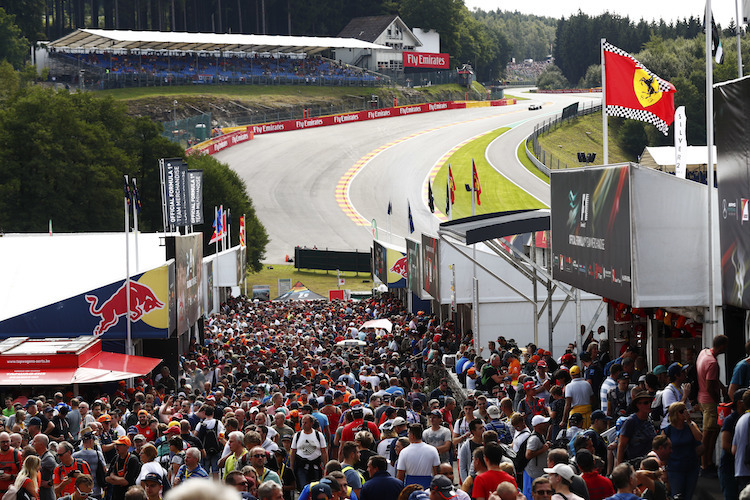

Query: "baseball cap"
<box><xmin>536</xmin><ymin>360</ymin><xmax>547</xmax><ymax>368</ymax></box>
<box><xmin>82</xmin><ymin>431</ymin><xmax>95</xmax><ymax>441</ymax></box>
<box><xmin>568</xmin><ymin>413</ymin><xmax>583</xmax><ymax>425</ymax></box>
<box><xmin>25</xmin><ymin>400</ymin><xmax>37</xmax><ymax>408</ymax></box>
<box><xmin>128</xmin><ymin>426</ymin><xmax>138</xmax><ymax>435</ymax></box>
<box><xmin>138</xmin><ymin>410</ymin><xmax>149</xmax><ymax>416</ymax></box>
<box><xmin>543</xmin><ymin>463</ymin><xmax>576</xmax><ymax>482</ymax></box>
<box><xmin>165</xmin><ymin>426</ymin><xmax>181</xmax><ymax>435</ymax></box>
<box><xmin>668</xmin><ymin>362</ymin><xmax>688</xmax><ymax>378</ymax></box>
<box><xmin>523</xmin><ymin>381</ymin><xmax>535</xmax><ymax>391</ymax></box>
<box><xmin>273</xmin><ymin>448</ymin><xmax>288</xmax><ymax>458</ymax></box>
<box><xmin>392</xmin><ymin>417</ymin><xmax>407</xmax><ymax>427</ymax></box>
<box><xmin>487</xmin><ymin>406</ymin><xmax>502</xmax><ymax>419</ymax></box>
<box><xmin>380</xmin><ymin>421</ymin><xmax>394</xmax><ymax>431</ymax></box>
<box><xmin>28</xmin><ymin>417</ymin><xmax>42</xmax><ymax>427</ymax></box>
<box><xmin>141</xmin><ymin>472</ymin><xmax>163</xmax><ymax>485</ymax></box>
<box><xmin>653</xmin><ymin>365</ymin><xmax>667</xmax><ymax>375</ymax></box>
<box><xmin>114</xmin><ymin>436</ymin><xmax>132</xmax><ymax>447</ymax></box>
<box><xmin>430</xmin><ymin>475</ymin><xmax>457</xmax><ymax>499</ymax></box>
<box><xmin>309</xmin><ymin>482</ymin><xmax>332</xmax><ymax>500</ymax></box>
<box><xmin>531</xmin><ymin>415</ymin><xmax>550</xmax><ymax>427</ymax></box>
<box><xmin>98</xmin><ymin>414</ymin><xmax>112</xmax><ymax>422</ymax></box>
<box><xmin>569</xmin><ymin>365</ymin><xmax>581</xmax><ymax>376</ymax></box>
<box><xmin>430</xmin><ymin>409</ymin><xmax>443</xmax><ymax>419</ymax></box>
<box><xmin>590</xmin><ymin>410</ymin><xmax>612</xmax><ymax>422</ymax></box>
<box><xmin>134</xmin><ymin>434</ymin><xmax>146</xmax><ymax>442</ymax></box>
<box><xmin>409</xmin><ymin>491</ymin><xmax>430</xmax><ymax>500</ymax></box>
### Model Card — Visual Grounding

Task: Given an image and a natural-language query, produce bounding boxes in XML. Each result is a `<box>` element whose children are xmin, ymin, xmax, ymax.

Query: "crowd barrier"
<box><xmin>186</xmin><ymin>98</ymin><xmax>516</xmax><ymax>156</ymax></box>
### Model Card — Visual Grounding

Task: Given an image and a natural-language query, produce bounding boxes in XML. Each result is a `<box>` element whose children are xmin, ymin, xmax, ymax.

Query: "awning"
<box><xmin>361</xmin><ymin>319</ymin><xmax>393</xmax><ymax>332</ymax></box>
<box><xmin>439</xmin><ymin>209</ymin><xmax>551</xmax><ymax>245</ymax></box>
<box><xmin>0</xmin><ymin>347</ymin><xmax>161</xmax><ymax>386</ymax></box>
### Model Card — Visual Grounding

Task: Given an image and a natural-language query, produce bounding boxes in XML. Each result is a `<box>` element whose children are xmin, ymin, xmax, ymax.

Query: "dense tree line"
<box><xmin>0</xmin><ymin>62</ymin><xmax>268</xmax><ymax>270</ymax></box>
<box><xmin>553</xmin><ymin>11</ymin><xmax>706</xmax><ymax>85</ymax></box>
<box><xmin>472</xmin><ymin>10</ymin><xmax>556</xmax><ymax>62</ymax></box>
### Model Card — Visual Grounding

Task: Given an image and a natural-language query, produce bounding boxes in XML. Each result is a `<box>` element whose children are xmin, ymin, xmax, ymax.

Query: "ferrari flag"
<box><xmin>603</xmin><ymin>42</ymin><xmax>676</xmax><ymax>135</ymax></box>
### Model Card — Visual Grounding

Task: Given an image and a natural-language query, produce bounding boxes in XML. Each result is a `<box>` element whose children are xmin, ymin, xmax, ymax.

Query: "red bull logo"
<box><xmin>85</xmin><ymin>280</ymin><xmax>165</xmax><ymax>335</ymax></box>
<box><xmin>390</xmin><ymin>256</ymin><xmax>407</xmax><ymax>279</ymax></box>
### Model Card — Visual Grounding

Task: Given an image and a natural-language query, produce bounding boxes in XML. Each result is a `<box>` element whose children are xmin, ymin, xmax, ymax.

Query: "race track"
<box><xmin>217</xmin><ymin>90</ymin><xmax>601</xmax><ymax>263</ymax></box>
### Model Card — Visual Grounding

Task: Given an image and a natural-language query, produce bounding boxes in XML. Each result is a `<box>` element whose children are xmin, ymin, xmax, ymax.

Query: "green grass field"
<box><xmin>536</xmin><ymin>112</ymin><xmax>630</xmax><ymax>168</ymax></box>
<box><xmin>245</xmin><ymin>264</ymin><xmax>373</xmax><ymax>298</ymax></box>
<box><xmin>96</xmin><ymin>83</ymin><xmax>470</xmax><ymax>101</ymax></box>
<box><xmin>432</xmin><ymin>128</ymin><xmax>547</xmax><ymax>217</ymax></box>
<box><xmin>517</xmin><ymin>140</ymin><xmax>550</xmax><ymax>184</ymax></box>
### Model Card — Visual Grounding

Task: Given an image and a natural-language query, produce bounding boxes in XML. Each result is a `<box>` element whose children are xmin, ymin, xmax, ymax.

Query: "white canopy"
<box><xmin>360</xmin><ymin>319</ymin><xmax>393</xmax><ymax>332</ymax></box>
<box><xmin>48</xmin><ymin>29</ymin><xmax>392</xmax><ymax>55</ymax></box>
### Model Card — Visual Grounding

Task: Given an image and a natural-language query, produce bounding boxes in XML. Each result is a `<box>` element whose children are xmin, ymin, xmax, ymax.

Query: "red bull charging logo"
<box><xmin>390</xmin><ymin>256</ymin><xmax>407</xmax><ymax>279</ymax></box>
<box><xmin>85</xmin><ymin>280</ymin><xmax>165</xmax><ymax>335</ymax></box>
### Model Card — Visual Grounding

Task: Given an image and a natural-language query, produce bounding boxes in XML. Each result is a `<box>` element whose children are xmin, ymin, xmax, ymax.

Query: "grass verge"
<box><xmin>432</xmin><ymin>128</ymin><xmax>547</xmax><ymax>218</ymax></box>
<box><xmin>536</xmin><ymin>112</ymin><xmax>630</xmax><ymax>167</ymax></box>
<box><xmin>245</xmin><ymin>265</ymin><xmax>373</xmax><ymax>298</ymax></box>
<box><xmin>517</xmin><ymin>140</ymin><xmax>550</xmax><ymax>184</ymax></box>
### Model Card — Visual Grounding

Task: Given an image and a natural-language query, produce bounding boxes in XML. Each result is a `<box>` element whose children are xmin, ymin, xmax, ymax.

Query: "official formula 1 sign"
<box><xmin>402</xmin><ymin>51</ymin><xmax>450</xmax><ymax>69</ymax></box>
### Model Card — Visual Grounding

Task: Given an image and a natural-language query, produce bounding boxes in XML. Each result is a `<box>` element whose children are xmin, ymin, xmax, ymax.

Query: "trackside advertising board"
<box><xmin>0</xmin><ymin>264</ymin><xmax>174</xmax><ymax>339</ymax></box>
<box><xmin>550</xmin><ymin>165</ymin><xmax>632</xmax><ymax>304</ymax></box>
<box><xmin>422</xmin><ymin>234</ymin><xmax>440</xmax><ymax>301</ymax></box>
<box><xmin>716</xmin><ymin>77</ymin><xmax>750</xmax><ymax>309</ymax></box>
<box><xmin>402</xmin><ymin>51</ymin><xmax>450</xmax><ymax>69</ymax></box>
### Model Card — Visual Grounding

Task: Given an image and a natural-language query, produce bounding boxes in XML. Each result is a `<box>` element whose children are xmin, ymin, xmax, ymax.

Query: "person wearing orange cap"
<box><xmin>105</xmin><ymin>436</ymin><xmax>141</xmax><ymax>500</ymax></box>
<box><xmin>562</xmin><ymin>365</ymin><xmax>594</xmax><ymax>429</ymax></box>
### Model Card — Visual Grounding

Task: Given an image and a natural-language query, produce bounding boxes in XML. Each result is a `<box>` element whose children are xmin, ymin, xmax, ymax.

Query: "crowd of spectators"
<box><xmin>505</xmin><ymin>61</ymin><xmax>552</xmax><ymax>83</ymax></box>
<box><xmin>50</xmin><ymin>50</ymin><xmax>379</xmax><ymax>85</ymax></box>
<box><xmin>1</xmin><ymin>293</ymin><xmax>749</xmax><ymax>500</ymax></box>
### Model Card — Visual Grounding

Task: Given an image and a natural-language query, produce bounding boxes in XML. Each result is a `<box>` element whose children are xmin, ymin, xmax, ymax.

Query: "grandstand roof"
<box><xmin>47</xmin><ymin>29</ymin><xmax>392</xmax><ymax>55</ymax></box>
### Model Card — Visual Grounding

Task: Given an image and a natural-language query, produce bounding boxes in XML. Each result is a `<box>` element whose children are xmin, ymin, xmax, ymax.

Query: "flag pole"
<box><xmin>471</xmin><ymin>161</ymin><xmax>477</xmax><ymax>329</ymax></box>
<box><xmin>737</xmin><ymin>0</ymin><xmax>744</xmax><ymax>77</ymax></box>
<box><xmin>601</xmin><ymin>38</ymin><xmax>608</xmax><ymax>164</ymax></box>
<box><xmin>706</xmin><ymin>0</ymin><xmax>716</xmax><ymax>341</ymax></box>
<box><xmin>133</xmin><ymin>178</ymin><xmax>140</xmax><ymax>273</ymax></box>
<box><xmin>124</xmin><ymin>175</ymin><xmax>132</xmax><ymax>356</ymax></box>
<box><xmin>227</xmin><ymin>208</ymin><xmax>232</xmax><ymax>248</ymax></box>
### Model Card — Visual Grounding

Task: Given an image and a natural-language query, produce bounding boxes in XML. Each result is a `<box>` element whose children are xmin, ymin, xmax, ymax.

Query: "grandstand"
<box><xmin>42</xmin><ymin>29</ymin><xmax>393</xmax><ymax>88</ymax></box>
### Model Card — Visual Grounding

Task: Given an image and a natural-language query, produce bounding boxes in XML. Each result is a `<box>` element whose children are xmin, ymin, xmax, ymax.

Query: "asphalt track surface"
<box><xmin>217</xmin><ymin>89</ymin><xmax>601</xmax><ymax>263</ymax></box>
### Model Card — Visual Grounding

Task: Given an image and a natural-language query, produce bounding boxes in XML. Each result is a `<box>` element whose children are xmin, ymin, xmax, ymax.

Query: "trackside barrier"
<box><xmin>187</xmin><ymin>98</ymin><xmax>516</xmax><ymax>155</ymax></box>
<box><xmin>186</xmin><ymin>126</ymin><xmax>253</xmax><ymax>156</ymax></box>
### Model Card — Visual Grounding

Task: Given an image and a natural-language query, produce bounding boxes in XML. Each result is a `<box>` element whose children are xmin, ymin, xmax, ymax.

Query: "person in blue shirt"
<box><xmin>360</xmin><ymin>455</ymin><xmax>403</xmax><ymax>500</ymax></box>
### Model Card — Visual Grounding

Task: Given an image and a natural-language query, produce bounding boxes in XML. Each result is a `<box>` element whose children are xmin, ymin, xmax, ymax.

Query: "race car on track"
<box><xmin>528</xmin><ymin>103</ymin><xmax>542</xmax><ymax>110</ymax></box>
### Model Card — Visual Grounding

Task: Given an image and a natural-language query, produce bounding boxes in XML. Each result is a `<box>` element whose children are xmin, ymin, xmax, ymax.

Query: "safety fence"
<box><xmin>525</xmin><ymin>102</ymin><xmax>602</xmax><ymax>172</ymax></box>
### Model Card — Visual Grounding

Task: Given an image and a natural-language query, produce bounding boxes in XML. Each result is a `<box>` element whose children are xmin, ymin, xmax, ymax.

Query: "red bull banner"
<box><xmin>372</xmin><ymin>241</ymin><xmax>407</xmax><ymax>288</ymax></box>
<box><xmin>402</xmin><ymin>51</ymin><xmax>450</xmax><ymax>69</ymax></box>
<box><xmin>0</xmin><ymin>264</ymin><xmax>174</xmax><ymax>339</ymax></box>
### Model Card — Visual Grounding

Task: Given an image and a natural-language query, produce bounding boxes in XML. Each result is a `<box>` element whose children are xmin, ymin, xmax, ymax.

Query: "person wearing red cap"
<box><xmin>518</xmin><ymin>381</ymin><xmax>547</xmax><ymax>430</ymax></box>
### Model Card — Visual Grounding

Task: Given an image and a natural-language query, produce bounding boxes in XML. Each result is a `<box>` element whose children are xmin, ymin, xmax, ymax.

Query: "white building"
<box><xmin>335</xmin><ymin>15</ymin><xmax>438</xmax><ymax>72</ymax></box>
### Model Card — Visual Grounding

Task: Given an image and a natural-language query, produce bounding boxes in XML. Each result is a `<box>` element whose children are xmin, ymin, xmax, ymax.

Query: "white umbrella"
<box><xmin>361</xmin><ymin>319</ymin><xmax>393</xmax><ymax>333</ymax></box>
<box><xmin>336</xmin><ymin>339</ymin><xmax>367</xmax><ymax>347</ymax></box>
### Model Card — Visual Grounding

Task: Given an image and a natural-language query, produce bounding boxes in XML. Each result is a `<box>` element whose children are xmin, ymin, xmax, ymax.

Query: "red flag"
<box><xmin>603</xmin><ymin>42</ymin><xmax>675</xmax><ymax>135</ymax></box>
<box><xmin>239</xmin><ymin>215</ymin><xmax>246</xmax><ymax>247</ymax></box>
<box><xmin>472</xmin><ymin>159</ymin><xmax>481</xmax><ymax>206</ymax></box>
<box><xmin>448</xmin><ymin>165</ymin><xmax>456</xmax><ymax>204</ymax></box>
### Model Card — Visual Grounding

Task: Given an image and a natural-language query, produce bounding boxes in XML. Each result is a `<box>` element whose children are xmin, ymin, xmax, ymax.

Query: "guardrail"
<box><xmin>525</xmin><ymin>102</ymin><xmax>602</xmax><ymax>171</ymax></box>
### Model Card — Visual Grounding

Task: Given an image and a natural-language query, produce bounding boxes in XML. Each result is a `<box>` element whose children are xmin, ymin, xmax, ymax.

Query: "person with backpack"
<box><xmin>658</xmin><ymin>364</ymin><xmax>691</xmax><ymax>430</ymax></box>
<box><xmin>457</xmin><ymin>418</ymin><xmax>485</xmax><ymax>484</ymax></box>
<box><xmin>291</xmin><ymin>414</ymin><xmax>328</xmax><ymax>489</ymax></box>
<box><xmin>616</xmin><ymin>391</ymin><xmax>657</xmax><ymax>467</ymax></box>
<box><xmin>0</xmin><ymin>432</ymin><xmax>21</xmax><ymax>497</ymax></box>
<box><xmin>194</xmin><ymin>405</ymin><xmax>224</xmax><ymax>479</ymax></box>
<box><xmin>72</xmin><ymin>430</ymin><xmax>106</xmax><ymax>498</ymax></box>
<box><xmin>53</xmin><ymin>441</ymin><xmax>92</xmax><ymax>498</ymax></box>
<box><xmin>522</xmin><ymin>415</ymin><xmax>552</xmax><ymax>500</ymax></box>
<box><xmin>340</xmin><ymin>441</ymin><xmax>364</xmax><ymax>498</ymax></box>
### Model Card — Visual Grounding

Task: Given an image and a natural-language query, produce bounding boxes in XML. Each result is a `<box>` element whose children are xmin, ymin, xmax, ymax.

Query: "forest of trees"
<box><xmin>0</xmin><ymin>61</ymin><xmax>268</xmax><ymax>270</ymax></box>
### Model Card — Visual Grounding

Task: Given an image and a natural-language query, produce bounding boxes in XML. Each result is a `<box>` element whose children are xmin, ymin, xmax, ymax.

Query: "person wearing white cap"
<box><xmin>542</xmin><ymin>463</ymin><xmax>584</xmax><ymax>500</ymax></box>
<box><xmin>522</xmin><ymin>416</ymin><xmax>551</xmax><ymax>500</ymax></box>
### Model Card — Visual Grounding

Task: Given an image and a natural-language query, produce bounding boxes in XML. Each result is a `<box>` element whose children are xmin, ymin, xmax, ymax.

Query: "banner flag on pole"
<box><xmin>447</xmin><ymin>165</ymin><xmax>456</xmax><ymax>204</ymax></box>
<box><xmin>209</xmin><ymin>206</ymin><xmax>224</xmax><ymax>244</ymax></box>
<box><xmin>705</xmin><ymin>13</ymin><xmax>724</xmax><ymax>64</ymax></box>
<box><xmin>408</xmin><ymin>200</ymin><xmax>415</xmax><ymax>234</ymax></box>
<box><xmin>131</xmin><ymin>178</ymin><xmax>142</xmax><ymax>213</ymax></box>
<box><xmin>603</xmin><ymin>42</ymin><xmax>676</xmax><ymax>135</ymax></box>
<box><xmin>674</xmin><ymin>106</ymin><xmax>687</xmax><ymax>179</ymax></box>
<box><xmin>239</xmin><ymin>215</ymin><xmax>246</xmax><ymax>247</ymax></box>
<box><xmin>445</xmin><ymin>174</ymin><xmax>451</xmax><ymax>215</ymax></box>
<box><xmin>124</xmin><ymin>176</ymin><xmax>132</xmax><ymax>208</ymax></box>
<box><xmin>428</xmin><ymin>181</ymin><xmax>435</xmax><ymax>213</ymax></box>
<box><xmin>472</xmin><ymin>159</ymin><xmax>482</xmax><ymax>206</ymax></box>
<box><xmin>387</xmin><ymin>201</ymin><xmax>392</xmax><ymax>215</ymax></box>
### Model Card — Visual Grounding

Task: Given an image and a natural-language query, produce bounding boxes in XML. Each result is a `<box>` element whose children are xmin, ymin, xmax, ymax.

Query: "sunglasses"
<box><xmin>76</xmin><ymin>487</ymin><xmax>90</xmax><ymax>498</ymax></box>
<box><xmin>534</xmin><ymin>490</ymin><xmax>553</xmax><ymax>496</ymax></box>
<box><xmin>252</xmin><ymin>454</ymin><xmax>266</xmax><ymax>458</ymax></box>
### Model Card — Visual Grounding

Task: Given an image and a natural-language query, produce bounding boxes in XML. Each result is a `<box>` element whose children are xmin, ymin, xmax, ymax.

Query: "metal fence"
<box><xmin>526</xmin><ymin>102</ymin><xmax>602</xmax><ymax>170</ymax></box>
<box><xmin>161</xmin><ymin>113</ymin><xmax>212</xmax><ymax>147</ymax></box>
